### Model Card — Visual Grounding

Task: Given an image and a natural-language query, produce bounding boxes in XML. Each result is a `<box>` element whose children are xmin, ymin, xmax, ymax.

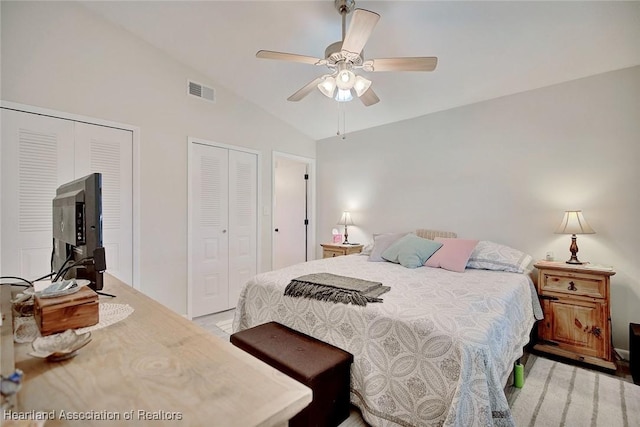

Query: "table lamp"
<box><xmin>337</xmin><ymin>211</ymin><xmax>353</xmax><ymax>244</ymax></box>
<box><xmin>554</xmin><ymin>210</ymin><xmax>595</xmax><ymax>264</ymax></box>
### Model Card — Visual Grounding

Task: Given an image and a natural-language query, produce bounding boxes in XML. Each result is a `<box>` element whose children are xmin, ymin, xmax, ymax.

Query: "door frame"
<box><xmin>271</xmin><ymin>151</ymin><xmax>316</xmax><ymax>270</ymax></box>
<box><xmin>0</xmin><ymin>100</ymin><xmax>141</xmax><ymax>289</ymax></box>
<box><xmin>187</xmin><ymin>137</ymin><xmax>262</xmax><ymax>320</ymax></box>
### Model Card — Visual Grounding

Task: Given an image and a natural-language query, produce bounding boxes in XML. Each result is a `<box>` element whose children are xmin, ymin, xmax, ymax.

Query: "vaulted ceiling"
<box><xmin>82</xmin><ymin>1</ymin><xmax>640</xmax><ymax>140</ymax></box>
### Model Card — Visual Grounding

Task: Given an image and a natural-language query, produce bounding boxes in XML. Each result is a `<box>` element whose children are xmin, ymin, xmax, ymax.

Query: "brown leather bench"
<box><xmin>230</xmin><ymin>321</ymin><xmax>353</xmax><ymax>427</ymax></box>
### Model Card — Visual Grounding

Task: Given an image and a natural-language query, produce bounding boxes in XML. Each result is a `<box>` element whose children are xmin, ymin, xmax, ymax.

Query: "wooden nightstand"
<box><xmin>533</xmin><ymin>260</ymin><xmax>616</xmax><ymax>370</ymax></box>
<box><xmin>321</xmin><ymin>243</ymin><xmax>363</xmax><ymax>258</ymax></box>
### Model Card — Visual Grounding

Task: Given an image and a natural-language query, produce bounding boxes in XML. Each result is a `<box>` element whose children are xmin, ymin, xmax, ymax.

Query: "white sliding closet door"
<box><xmin>1</xmin><ymin>108</ymin><xmax>133</xmax><ymax>285</ymax></box>
<box><xmin>189</xmin><ymin>141</ymin><xmax>257</xmax><ymax>317</ymax></box>
<box><xmin>75</xmin><ymin>122</ymin><xmax>133</xmax><ymax>284</ymax></box>
<box><xmin>1</xmin><ymin>110</ymin><xmax>75</xmax><ymax>280</ymax></box>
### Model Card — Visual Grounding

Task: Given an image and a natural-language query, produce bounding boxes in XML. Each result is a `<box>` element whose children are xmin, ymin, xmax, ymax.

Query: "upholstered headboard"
<box><xmin>415</xmin><ymin>228</ymin><xmax>457</xmax><ymax>240</ymax></box>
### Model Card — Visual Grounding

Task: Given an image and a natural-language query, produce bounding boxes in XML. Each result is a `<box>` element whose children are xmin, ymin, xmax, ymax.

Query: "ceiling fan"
<box><xmin>256</xmin><ymin>0</ymin><xmax>438</xmax><ymax>107</ymax></box>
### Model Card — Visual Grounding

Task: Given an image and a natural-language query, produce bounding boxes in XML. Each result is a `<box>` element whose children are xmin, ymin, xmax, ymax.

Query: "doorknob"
<box><xmin>274</xmin><ymin>228</ymin><xmax>279</xmax><ymax>232</ymax></box>
<box><xmin>222</xmin><ymin>229</ymin><xmax>227</xmax><ymax>233</ymax></box>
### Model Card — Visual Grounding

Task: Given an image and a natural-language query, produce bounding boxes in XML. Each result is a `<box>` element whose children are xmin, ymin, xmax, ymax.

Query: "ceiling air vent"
<box><xmin>188</xmin><ymin>80</ymin><xmax>215</xmax><ymax>103</ymax></box>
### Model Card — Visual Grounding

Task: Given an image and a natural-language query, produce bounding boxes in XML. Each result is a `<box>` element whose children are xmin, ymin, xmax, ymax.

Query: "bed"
<box><xmin>233</xmin><ymin>235</ymin><xmax>541</xmax><ymax>427</ymax></box>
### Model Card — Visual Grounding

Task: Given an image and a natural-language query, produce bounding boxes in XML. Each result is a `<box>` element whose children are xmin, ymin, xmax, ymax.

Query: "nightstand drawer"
<box><xmin>540</xmin><ymin>272</ymin><xmax>606</xmax><ymax>299</ymax></box>
<box><xmin>323</xmin><ymin>249</ymin><xmax>344</xmax><ymax>258</ymax></box>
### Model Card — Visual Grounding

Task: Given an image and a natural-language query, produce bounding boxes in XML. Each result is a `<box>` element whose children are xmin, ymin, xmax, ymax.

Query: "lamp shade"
<box><xmin>554</xmin><ymin>210</ymin><xmax>595</xmax><ymax>235</ymax></box>
<box><xmin>337</xmin><ymin>211</ymin><xmax>354</xmax><ymax>226</ymax></box>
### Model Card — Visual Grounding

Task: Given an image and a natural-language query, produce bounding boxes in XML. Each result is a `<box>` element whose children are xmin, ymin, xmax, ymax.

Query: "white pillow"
<box><xmin>360</xmin><ymin>242</ymin><xmax>374</xmax><ymax>256</ymax></box>
<box><xmin>368</xmin><ymin>232</ymin><xmax>408</xmax><ymax>262</ymax></box>
<box><xmin>466</xmin><ymin>240</ymin><xmax>533</xmax><ymax>273</ymax></box>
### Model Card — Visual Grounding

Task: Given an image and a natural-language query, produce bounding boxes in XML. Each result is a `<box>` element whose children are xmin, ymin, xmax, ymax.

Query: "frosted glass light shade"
<box><xmin>353</xmin><ymin>76</ymin><xmax>372</xmax><ymax>97</ymax></box>
<box><xmin>335</xmin><ymin>88</ymin><xmax>353</xmax><ymax>102</ymax></box>
<box><xmin>317</xmin><ymin>76</ymin><xmax>337</xmax><ymax>98</ymax></box>
<box><xmin>336</xmin><ymin>69</ymin><xmax>356</xmax><ymax>90</ymax></box>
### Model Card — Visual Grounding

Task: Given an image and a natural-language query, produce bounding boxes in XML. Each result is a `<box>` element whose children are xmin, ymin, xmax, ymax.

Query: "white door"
<box><xmin>189</xmin><ymin>141</ymin><xmax>257</xmax><ymax>317</ymax></box>
<box><xmin>75</xmin><ymin>122</ymin><xmax>133</xmax><ymax>285</ymax></box>
<box><xmin>273</xmin><ymin>157</ymin><xmax>308</xmax><ymax>270</ymax></box>
<box><xmin>1</xmin><ymin>108</ymin><xmax>134</xmax><ymax>285</ymax></box>
<box><xmin>190</xmin><ymin>143</ymin><xmax>230</xmax><ymax>316</ymax></box>
<box><xmin>227</xmin><ymin>149</ymin><xmax>257</xmax><ymax>308</ymax></box>
<box><xmin>1</xmin><ymin>109</ymin><xmax>75</xmax><ymax>280</ymax></box>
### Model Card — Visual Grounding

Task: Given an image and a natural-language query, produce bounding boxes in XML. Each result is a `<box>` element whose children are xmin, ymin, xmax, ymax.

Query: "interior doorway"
<box><xmin>272</xmin><ymin>152</ymin><xmax>316</xmax><ymax>270</ymax></box>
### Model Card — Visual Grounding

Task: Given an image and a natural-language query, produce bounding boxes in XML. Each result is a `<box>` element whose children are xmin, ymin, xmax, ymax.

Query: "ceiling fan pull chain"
<box><xmin>339</xmin><ymin>102</ymin><xmax>347</xmax><ymax>140</ymax></box>
<box><xmin>343</xmin><ymin>105</ymin><xmax>346</xmax><ymax>139</ymax></box>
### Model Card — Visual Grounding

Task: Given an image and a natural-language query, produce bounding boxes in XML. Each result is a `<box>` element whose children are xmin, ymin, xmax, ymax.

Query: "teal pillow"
<box><xmin>381</xmin><ymin>234</ymin><xmax>443</xmax><ymax>268</ymax></box>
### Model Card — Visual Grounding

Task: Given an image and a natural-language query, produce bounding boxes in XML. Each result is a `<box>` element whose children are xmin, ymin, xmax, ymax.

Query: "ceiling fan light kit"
<box><xmin>256</xmin><ymin>0</ymin><xmax>438</xmax><ymax>108</ymax></box>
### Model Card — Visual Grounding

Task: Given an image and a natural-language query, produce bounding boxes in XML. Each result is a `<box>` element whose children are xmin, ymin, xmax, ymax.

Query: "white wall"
<box><xmin>1</xmin><ymin>1</ymin><xmax>316</xmax><ymax>314</ymax></box>
<box><xmin>317</xmin><ymin>66</ymin><xmax>640</xmax><ymax>351</ymax></box>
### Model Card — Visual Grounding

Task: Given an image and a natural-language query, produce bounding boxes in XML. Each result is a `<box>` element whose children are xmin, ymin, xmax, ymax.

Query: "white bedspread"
<box><xmin>233</xmin><ymin>255</ymin><xmax>537</xmax><ymax>427</ymax></box>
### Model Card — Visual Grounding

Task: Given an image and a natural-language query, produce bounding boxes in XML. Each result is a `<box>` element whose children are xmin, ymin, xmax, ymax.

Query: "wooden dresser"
<box><xmin>321</xmin><ymin>243</ymin><xmax>363</xmax><ymax>258</ymax></box>
<box><xmin>3</xmin><ymin>275</ymin><xmax>311</xmax><ymax>426</ymax></box>
<box><xmin>533</xmin><ymin>261</ymin><xmax>616</xmax><ymax>370</ymax></box>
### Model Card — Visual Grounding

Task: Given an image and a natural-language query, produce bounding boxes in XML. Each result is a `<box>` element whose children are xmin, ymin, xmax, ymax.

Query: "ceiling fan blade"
<box><xmin>287</xmin><ymin>76</ymin><xmax>325</xmax><ymax>102</ymax></box>
<box><xmin>363</xmin><ymin>57</ymin><xmax>438</xmax><ymax>72</ymax></box>
<box><xmin>359</xmin><ymin>87</ymin><xmax>380</xmax><ymax>107</ymax></box>
<box><xmin>341</xmin><ymin>9</ymin><xmax>380</xmax><ymax>56</ymax></box>
<box><xmin>256</xmin><ymin>50</ymin><xmax>326</xmax><ymax>66</ymax></box>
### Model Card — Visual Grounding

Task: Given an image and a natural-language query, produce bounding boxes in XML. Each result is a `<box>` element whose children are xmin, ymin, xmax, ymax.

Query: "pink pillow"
<box><xmin>425</xmin><ymin>238</ymin><xmax>479</xmax><ymax>272</ymax></box>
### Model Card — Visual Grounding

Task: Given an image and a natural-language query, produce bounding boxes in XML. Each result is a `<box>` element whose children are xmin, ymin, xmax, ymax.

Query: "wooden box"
<box><xmin>34</xmin><ymin>287</ymin><xmax>99</xmax><ymax>336</ymax></box>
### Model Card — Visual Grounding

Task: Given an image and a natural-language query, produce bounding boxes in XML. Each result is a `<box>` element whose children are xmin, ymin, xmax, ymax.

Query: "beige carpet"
<box><xmin>511</xmin><ymin>356</ymin><xmax>640</xmax><ymax>426</ymax></box>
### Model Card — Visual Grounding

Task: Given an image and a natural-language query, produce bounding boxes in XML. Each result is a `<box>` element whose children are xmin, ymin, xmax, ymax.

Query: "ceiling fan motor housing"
<box><xmin>325</xmin><ymin>41</ymin><xmax>363</xmax><ymax>67</ymax></box>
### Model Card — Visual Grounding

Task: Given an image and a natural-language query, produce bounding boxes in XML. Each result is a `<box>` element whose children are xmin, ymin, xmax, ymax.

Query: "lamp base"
<box><xmin>565</xmin><ymin>234</ymin><xmax>585</xmax><ymax>265</ymax></box>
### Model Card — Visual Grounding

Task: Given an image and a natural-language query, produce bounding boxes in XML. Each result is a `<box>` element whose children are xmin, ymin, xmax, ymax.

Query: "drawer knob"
<box><xmin>567</xmin><ymin>281</ymin><xmax>577</xmax><ymax>291</ymax></box>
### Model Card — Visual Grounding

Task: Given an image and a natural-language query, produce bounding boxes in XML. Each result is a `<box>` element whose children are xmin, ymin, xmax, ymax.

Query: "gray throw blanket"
<box><xmin>284</xmin><ymin>273</ymin><xmax>390</xmax><ymax>306</ymax></box>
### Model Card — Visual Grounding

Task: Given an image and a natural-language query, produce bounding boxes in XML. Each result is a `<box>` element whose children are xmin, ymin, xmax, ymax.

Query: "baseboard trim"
<box><xmin>616</xmin><ymin>348</ymin><xmax>630</xmax><ymax>361</ymax></box>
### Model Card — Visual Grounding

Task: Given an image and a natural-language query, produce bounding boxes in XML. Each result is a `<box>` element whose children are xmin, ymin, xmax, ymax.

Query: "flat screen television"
<box><xmin>52</xmin><ymin>173</ymin><xmax>106</xmax><ymax>291</ymax></box>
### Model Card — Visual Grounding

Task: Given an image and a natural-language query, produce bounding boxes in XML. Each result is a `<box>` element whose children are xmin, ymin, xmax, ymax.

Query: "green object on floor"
<box><xmin>514</xmin><ymin>362</ymin><xmax>524</xmax><ymax>388</ymax></box>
